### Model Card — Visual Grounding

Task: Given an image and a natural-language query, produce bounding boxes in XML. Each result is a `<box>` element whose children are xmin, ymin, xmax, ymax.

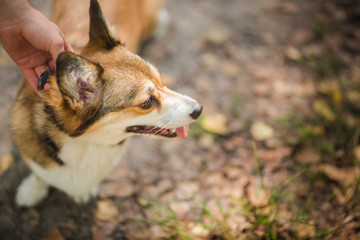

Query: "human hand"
<box><xmin>0</xmin><ymin>0</ymin><xmax>74</xmax><ymax>92</ymax></box>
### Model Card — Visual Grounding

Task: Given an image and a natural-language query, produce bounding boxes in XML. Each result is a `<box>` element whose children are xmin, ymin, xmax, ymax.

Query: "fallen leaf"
<box><xmin>43</xmin><ymin>229</ymin><xmax>65</xmax><ymax>240</ymax></box>
<box><xmin>317</xmin><ymin>164</ymin><xmax>356</xmax><ymax>185</ymax></box>
<box><xmin>99</xmin><ymin>180</ymin><xmax>135</xmax><ymax>198</ymax></box>
<box><xmin>169</xmin><ymin>201</ymin><xmax>191</xmax><ymax>216</ymax></box>
<box><xmin>200</xmin><ymin>113</ymin><xmax>230</xmax><ymax>135</ymax></box>
<box><xmin>354</xmin><ymin>146</ymin><xmax>360</xmax><ymax>162</ymax></box>
<box><xmin>250</xmin><ymin>121</ymin><xmax>274</xmax><ymax>141</ymax></box>
<box><xmin>313</xmin><ymin>99</ymin><xmax>336</xmax><ymax>122</ymax></box>
<box><xmin>247</xmin><ymin>181</ymin><xmax>270</xmax><ymax>207</ymax></box>
<box><xmin>285</xmin><ymin>46</ymin><xmax>301</xmax><ymax>61</ymax></box>
<box><xmin>206</xmin><ymin>27</ymin><xmax>230</xmax><ymax>45</ymax></box>
<box><xmin>174</xmin><ymin>181</ymin><xmax>199</xmax><ymax>201</ymax></box>
<box><xmin>188</xmin><ymin>222</ymin><xmax>209</xmax><ymax>237</ymax></box>
<box><xmin>199</xmin><ymin>53</ymin><xmax>219</xmax><ymax>70</ymax></box>
<box><xmin>279</xmin><ymin>2</ymin><xmax>298</xmax><ymax>14</ymax></box>
<box><xmin>198</xmin><ymin>133</ymin><xmax>215</xmax><ymax>149</ymax></box>
<box><xmin>295</xmin><ymin>147</ymin><xmax>321</xmax><ymax>164</ymax></box>
<box><xmin>221</xmin><ymin>60</ymin><xmax>241</xmax><ymax>78</ymax></box>
<box><xmin>0</xmin><ymin>154</ymin><xmax>14</xmax><ymax>171</ymax></box>
<box><xmin>94</xmin><ymin>199</ymin><xmax>118</xmax><ymax>222</ymax></box>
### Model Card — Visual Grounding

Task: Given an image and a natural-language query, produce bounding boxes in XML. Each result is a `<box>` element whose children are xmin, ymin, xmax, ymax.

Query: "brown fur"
<box><xmin>52</xmin><ymin>0</ymin><xmax>163</xmax><ymax>53</ymax></box>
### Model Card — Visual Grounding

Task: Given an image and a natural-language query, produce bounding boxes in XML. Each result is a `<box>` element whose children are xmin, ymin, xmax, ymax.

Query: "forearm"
<box><xmin>0</xmin><ymin>0</ymin><xmax>33</xmax><ymax>28</ymax></box>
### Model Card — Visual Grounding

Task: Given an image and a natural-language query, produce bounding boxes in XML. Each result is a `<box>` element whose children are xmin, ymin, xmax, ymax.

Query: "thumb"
<box><xmin>49</xmin><ymin>37</ymin><xmax>75</xmax><ymax>70</ymax></box>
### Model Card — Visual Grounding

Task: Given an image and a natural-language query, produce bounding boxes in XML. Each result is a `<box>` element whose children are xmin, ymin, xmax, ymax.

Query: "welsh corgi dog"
<box><xmin>11</xmin><ymin>0</ymin><xmax>202</xmax><ymax>207</ymax></box>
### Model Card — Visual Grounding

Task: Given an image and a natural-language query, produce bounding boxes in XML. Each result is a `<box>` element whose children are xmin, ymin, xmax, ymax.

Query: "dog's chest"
<box><xmin>30</xmin><ymin>138</ymin><xmax>126</xmax><ymax>196</ymax></box>
<box><xmin>59</xmin><ymin>138</ymin><xmax>126</xmax><ymax>171</ymax></box>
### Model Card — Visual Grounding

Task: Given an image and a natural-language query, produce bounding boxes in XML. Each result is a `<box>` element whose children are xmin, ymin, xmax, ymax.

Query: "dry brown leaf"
<box><xmin>199</xmin><ymin>53</ymin><xmax>219</xmax><ymax>70</ymax></box>
<box><xmin>317</xmin><ymin>164</ymin><xmax>356</xmax><ymax>185</ymax></box>
<box><xmin>313</xmin><ymin>99</ymin><xmax>336</xmax><ymax>122</ymax></box>
<box><xmin>94</xmin><ymin>199</ymin><xmax>118</xmax><ymax>222</ymax></box>
<box><xmin>43</xmin><ymin>229</ymin><xmax>65</xmax><ymax>240</ymax></box>
<box><xmin>295</xmin><ymin>147</ymin><xmax>321</xmax><ymax>164</ymax></box>
<box><xmin>188</xmin><ymin>222</ymin><xmax>209</xmax><ymax>237</ymax></box>
<box><xmin>247</xmin><ymin>181</ymin><xmax>270</xmax><ymax>207</ymax></box>
<box><xmin>206</xmin><ymin>27</ymin><xmax>230</xmax><ymax>45</ymax></box>
<box><xmin>0</xmin><ymin>154</ymin><xmax>14</xmax><ymax>172</ymax></box>
<box><xmin>200</xmin><ymin>113</ymin><xmax>229</xmax><ymax>135</ymax></box>
<box><xmin>285</xmin><ymin>46</ymin><xmax>301</xmax><ymax>61</ymax></box>
<box><xmin>99</xmin><ymin>181</ymin><xmax>135</xmax><ymax>198</ymax></box>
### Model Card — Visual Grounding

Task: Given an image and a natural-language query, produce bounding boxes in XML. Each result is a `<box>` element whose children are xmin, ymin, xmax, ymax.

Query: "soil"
<box><xmin>1</xmin><ymin>0</ymin><xmax>360</xmax><ymax>239</ymax></box>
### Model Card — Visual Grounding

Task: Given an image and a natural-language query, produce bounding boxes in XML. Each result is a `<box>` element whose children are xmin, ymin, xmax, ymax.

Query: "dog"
<box><xmin>11</xmin><ymin>0</ymin><xmax>202</xmax><ymax>207</ymax></box>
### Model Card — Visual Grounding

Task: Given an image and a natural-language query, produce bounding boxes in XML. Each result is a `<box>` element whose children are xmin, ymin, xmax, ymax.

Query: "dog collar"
<box><xmin>38</xmin><ymin>70</ymin><xmax>54</xmax><ymax>90</ymax></box>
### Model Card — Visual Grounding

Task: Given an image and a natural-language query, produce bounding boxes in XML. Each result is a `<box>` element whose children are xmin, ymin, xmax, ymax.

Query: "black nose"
<box><xmin>190</xmin><ymin>104</ymin><xmax>203</xmax><ymax>120</ymax></box>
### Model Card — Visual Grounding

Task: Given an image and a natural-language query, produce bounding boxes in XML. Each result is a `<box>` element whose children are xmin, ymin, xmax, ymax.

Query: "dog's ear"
<box><xmin>88</xmin><ymin>0</ymin><xmax>120</xmax><ymax>50</ymax></box>
<box><xmin>56</xmin><ymin>52</ymin><xmax>103</xmax><ymax>119</ymax></box>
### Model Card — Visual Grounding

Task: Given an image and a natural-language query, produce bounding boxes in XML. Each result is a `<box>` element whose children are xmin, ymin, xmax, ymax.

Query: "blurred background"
<box><xmin>1</xmin><ymin>0</ymin><xmax>360</xmax><ymax>239</ymax></box>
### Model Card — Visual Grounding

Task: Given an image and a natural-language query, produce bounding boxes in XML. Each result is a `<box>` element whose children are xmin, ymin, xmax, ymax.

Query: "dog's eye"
<box><xmin>140</xmin><ymin>97</ymin><xmax>155</xmax><ymax>110</ymax></box>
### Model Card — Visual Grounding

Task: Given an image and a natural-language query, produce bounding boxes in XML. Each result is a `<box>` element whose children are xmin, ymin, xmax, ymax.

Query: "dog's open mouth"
<box><xmin>126</xmin><ymin>125</ymin><xmax>189</xmax><ymax>139</ymax></box>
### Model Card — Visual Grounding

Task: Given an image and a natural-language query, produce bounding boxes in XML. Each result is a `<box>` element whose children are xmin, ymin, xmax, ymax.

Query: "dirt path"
<box><xmin>1</xmin><ymin>0</ymin><xmax>359</xmax><ymax>239</ymax></box>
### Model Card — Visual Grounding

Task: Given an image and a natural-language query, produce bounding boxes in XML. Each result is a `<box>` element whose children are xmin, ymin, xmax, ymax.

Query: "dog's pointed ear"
<box><xmin>88</xmin><ymin>0</ymin><xmax>120</xmax><ymax>50</ymax></box>
<box><xmin>56</xmin><ymin>52</ymin><xmax>103</xmax><ymax>118</ymax></box>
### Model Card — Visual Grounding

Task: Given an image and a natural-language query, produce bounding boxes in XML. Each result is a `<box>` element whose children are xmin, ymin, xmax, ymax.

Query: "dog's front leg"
<box><xmin>16</xmin><ymin>173</ymin><xmax>50</xmax><ymax>207</ymax></box>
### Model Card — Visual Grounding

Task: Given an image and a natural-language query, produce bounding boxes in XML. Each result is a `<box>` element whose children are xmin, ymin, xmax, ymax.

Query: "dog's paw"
<box><xmin>16</xmin><ymin>174</ymin><xmax>49</xmax><ymax>207</ymax></box>
<box><xmin>71</xmin><ymin>185</ymin><xmax>98</xmax><ymax>204</ymax></box>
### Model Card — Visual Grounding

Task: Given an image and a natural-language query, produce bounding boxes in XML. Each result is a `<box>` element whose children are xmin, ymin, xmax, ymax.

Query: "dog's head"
<box><xmin>46</xmin><ymin>0</ymin><xmax>202</xmax><ymax>144</ymax></box>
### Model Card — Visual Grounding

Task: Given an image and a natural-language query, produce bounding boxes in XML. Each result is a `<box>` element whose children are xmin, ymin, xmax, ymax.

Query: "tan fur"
<box><xmin>52</xmin><ymin>0</ymin><xmax>163</xmax><ymax>53</ymax></box>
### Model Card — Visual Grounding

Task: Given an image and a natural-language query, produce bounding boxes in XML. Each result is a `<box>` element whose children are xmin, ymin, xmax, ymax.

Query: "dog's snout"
<box><xmin>190</xmin><ymin>104</ymin><xmax>203</xmax><ymax>120</ymax></box>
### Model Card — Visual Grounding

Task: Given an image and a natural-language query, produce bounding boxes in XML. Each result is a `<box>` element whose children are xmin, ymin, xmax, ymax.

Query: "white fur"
<box><xmin>23</xmin><ymin>139</ymin><xmax>126</xmax><ymax>204</ymax></box>
<box><xmin>16</xmin><ymin>174</ymin><xmax>49</xmax><ymax>207</ymax></box>
<box><xmin>17</xmin><ymin>82</ymin><xmax>199</xmax><ymax>207</ymax></box>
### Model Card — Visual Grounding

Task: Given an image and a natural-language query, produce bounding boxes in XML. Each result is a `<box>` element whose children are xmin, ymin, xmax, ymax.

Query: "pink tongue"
<box><xmin>175</xmin><ymin>125</ymin><xmax>189</xmax><ymax>139</ymax></box>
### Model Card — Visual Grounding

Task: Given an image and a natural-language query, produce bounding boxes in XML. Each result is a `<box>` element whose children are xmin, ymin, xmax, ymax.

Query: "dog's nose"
<box><xmin>190</xmin><ymin>104</ymin><xmax>203</xmax><ymax>120</ymax></box>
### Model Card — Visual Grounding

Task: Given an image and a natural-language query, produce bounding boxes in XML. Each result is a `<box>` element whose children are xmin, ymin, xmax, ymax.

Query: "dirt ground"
<box><xmin>1</xmin><ymin>0</ymin><xmax>360</xmax><ymax>239</ymax></box>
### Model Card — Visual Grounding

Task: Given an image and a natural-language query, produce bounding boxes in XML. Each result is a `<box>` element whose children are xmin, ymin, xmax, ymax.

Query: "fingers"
<box><xmin>34</xmin><ymin>65</ymin><xmax>49</xmax><ymax>79</ymax></box>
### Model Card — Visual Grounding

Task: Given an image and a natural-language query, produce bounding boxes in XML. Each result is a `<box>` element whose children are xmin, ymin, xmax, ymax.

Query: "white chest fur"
<box><xmin>28</xmin><ymin>138</ymin><xmax>126</xmax><ymax>198</ymax></box>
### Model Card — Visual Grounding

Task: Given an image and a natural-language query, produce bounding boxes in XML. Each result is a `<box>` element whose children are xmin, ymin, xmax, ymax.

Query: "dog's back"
<box><xmin>52</xmin><ymin>0</ymin><xmax>164</xmax><ymax>52</ymax></box>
